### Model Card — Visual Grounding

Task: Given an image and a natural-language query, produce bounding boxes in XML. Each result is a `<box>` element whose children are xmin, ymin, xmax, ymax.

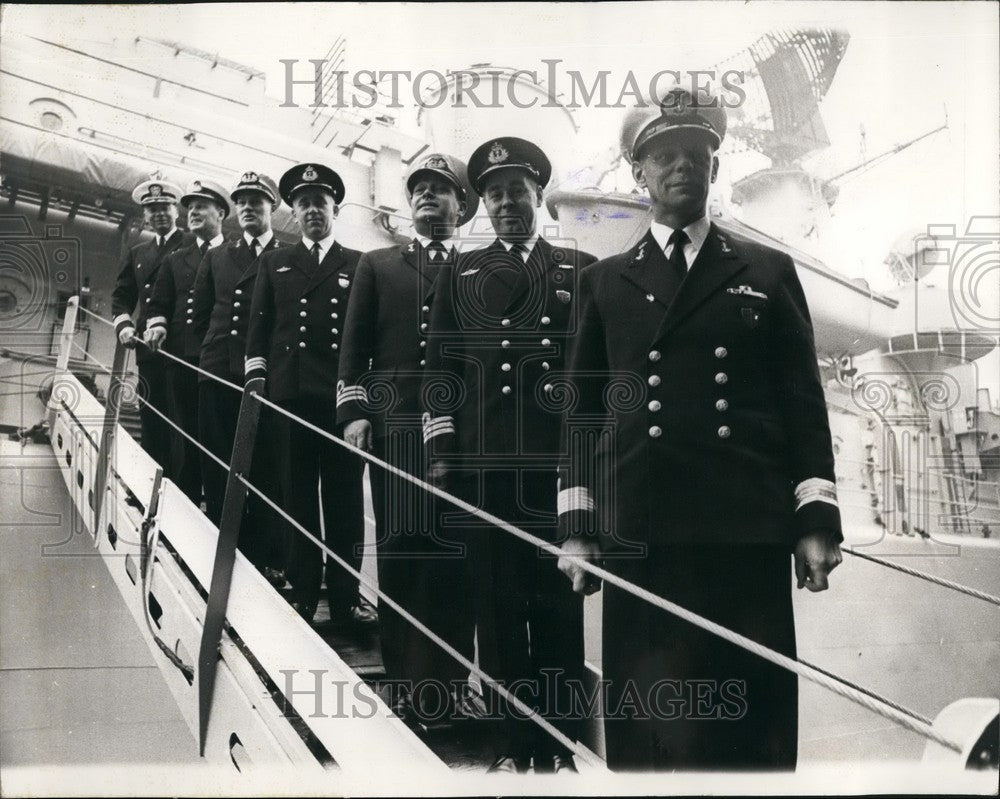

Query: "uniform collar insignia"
<box><xmin>635</xmin><ymin>241</ymin><xmax>647</xmax><ymax>261</ymax></box>
<box><xmin>407</xmin><ymin>241</ymin><xmax>415</xmax><ymax>253</ymax></box>
<box><xmin>717</xmin><ymin>233</ymin><xmax>732</xmax><ymax>254</ymax></box>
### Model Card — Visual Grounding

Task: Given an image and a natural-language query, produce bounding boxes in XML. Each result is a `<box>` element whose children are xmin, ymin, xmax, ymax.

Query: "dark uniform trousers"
<box><xmin>335</xmin><ymin>240</ymin><xmax>473</xmax><ymax>703</ymax></box>
<box><xmin>559</xmin><ymin>223</ymin><xmax>842</xmax><ymax>771</ymax></box>
<box><xmin>111</xmin><ymin>230</ymin><xmax>187</xmax><ymax>474</ymax></box>
<box><xmin>422</xmin><ymin>239</ymin><xmax>596</xmax><ymax>760</ymax></box>
<box><xmin>192</xmin><ymin>235</ymin><xmax>287</xmax><ymax>572</ymax></box>
<box><xmin>602</xmin><ymin>546</ymin><xmax>797</xmax><ymax>771</ymax></box>
<box><xmin>147</xmin><ymin>241</ymin><xmax>214</xmax><ymax>505</ymax></box>
<box><xmin>245</xmin><ymin>240</ymin><xmax>366</xmax><ymax>613</ymax></box>
<box><xmin>448</xmin><ymin>469</ymin><xmax>584</xmax><ymax>761</ymax></box>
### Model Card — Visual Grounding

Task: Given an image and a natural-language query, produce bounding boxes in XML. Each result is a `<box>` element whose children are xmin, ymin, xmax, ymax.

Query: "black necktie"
<box><xmin>427</xmin><ymin>241</ymin><xmax>448</xmax><ymax>262</ymax></box>
<box><xmin>199</xmin><ymin>241</ymin><xmax>209</xmax><ymax>257</ymax></box>
<box><xmin>509</xmin><ymin>242</ymin><xmax>528</xmax><ymax>263</ymax></box>
<box><xmin>249</xmin><ymin>238</ymin><xmax>259</xmax><ymax>258</ymax></box>
<box><xmin>311</xmin><ymin>242</ymin><xmax>321</xmax><ymax>269</ymax></box>
<box><xmin>667</xmin><ymin>229</ymin><xmax>690</xmax><ymax>281</ymax></box>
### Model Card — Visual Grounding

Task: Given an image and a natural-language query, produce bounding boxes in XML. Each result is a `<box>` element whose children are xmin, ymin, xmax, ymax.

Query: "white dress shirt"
<box><xmin>499</xmin><ymin>233</ymin><xmax>539</xmax><ymax>263</ymax></box>
<box><xmin>648</xmin><ymin>216</ymin><xmax>711</xmax><ymax>270</ymax></box>
<box><xmin>301</xmin><ymin>230</ymin><xmax>337</xmax><ymax>262</ymax></box>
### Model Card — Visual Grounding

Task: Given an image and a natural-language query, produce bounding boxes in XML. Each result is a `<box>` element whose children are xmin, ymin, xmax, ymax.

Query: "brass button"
<box><xmin>501</xmin><ymin>339</ymin><xmax>510</xmax><ymax>348</ymax></box>
<box><xmin>501</xmin><ymin>385</ymin><xmax>512</xmax><ymax>395</ymax></box>
<box><xmin>330</xmin><ymin>298</ymin><xmax>338</xmax><ymax>304</ymax></box>
<box><xmin>331</xmin><ymin>312</ymin><xmax>338</xmax><ymax>320</ymax></box>
<box><xmin>230</xmin><ymin>330</ymin><xmax>237</xmax><ymax>336</ymax></box>
<box><xmin>541</xmin><ymin>362</ymin><xmax>550</xmax><ymax>371</ymax></box>
<box><xmin>420</xmin><ymin>322</ymin><xmax>428</xmax><ymax>332</ymax></box>
<box><xmin>233</xmin><ymin>302</ymin><xmax>241</xmax><ymax>308</ymax></box>
<box><xmin>501</xmin><ymin>318</ymin><xmax>511</xmax><ymax>327</ymax></box>
<box><xmin>299</xmin><ymin>326</ymin><xmax>307</xmax><ymax>332</ymax></box>
<box><xmin>144</xmin><ymin>283</ymin><xmax>150</xmax><ymax>289</ymax></box>
<box><xmin>715</xmin><ymin>372</ymin><xmax>728</xmax><ymax>385</ymax></box>
<box><xmin>419</xmin><ymin>340</ymin><xmax>426</xmax><ymax>348</ymax></box>
<box><xmin>649</xmin><ymin>425</ymin><xmax>662</xmax><ymax>438</ymax></box>
<box><xmin>718</xmin><ymin>425</ymin><xmax>731</xmax><ymax>439</ymax></box>
<box><xmin>186</xmin><ymin>309</ymin><xmax>193</xmax><ymax>315</ymax></box>
<box><xmin>501</xmin><ymin>363</ymin><xmax>511</xmax><ymax>372</ymax></box>
<box><xmin>235</xmin><ymin>289</ymin><xmax>242</xmax><ymax>296</ymax></box>
<box><xmin>422</xmin><ymin>305</ymin><xmax>430</xmax><ymax>314</ymax></box>
<box><xmin>716</xmin><ymin>399</ymin><xmax>729</xmax><ymax>412</ymax></box>
<box><xmin>187</xmin><ymin>298</ymin><xmax>193</xmax><ymax>304</ymax></box>
<box><xmin>543</xmin><ymin>383</ymin><xmax>553</xmax><ymax>393</ymax></box>
<box><xmin>541</xmin><ymin>316</ymin><xmax>551</xmax><ymax>325</ymax></box>
<box><xmin>331</xmin><ymin>343</ymin><xmax>338</xmax><ymax>350</ymax></box>
<box><xmin>186</xmin><ymin>319</ymin><xmax>192</xmax><ymax>325</ymax></box>
<box><xmin>299</xmin><ymin>310</ymin><xmax>307</xmax><ymax>318</ymax></box>
<box><xmin>649</xmin><ymin>350</ymin><xmax>661</xmax><ymax>362</ymax></box>
<box><xmin>331</xmin><ymin>328</ymin><xmax>338</xmax><ymax>335</ymax></box>
<box><xmin>648</xmin><ymin>400</ymin><xmax>661</xmax><ymax>412</ymax></box>
<box><xmin>232</xmin><ymin>315</ymin><xmax>239</xmax><ymax>322</ymax></box>
<box><xmin>419</xmin><ymin>359</ymin><xmax>426</xmax><ymax>367</ymax></box>
<box><xmin>298</xmin><ymin>342</ymin><xmax>306</xmax><ymax>349</ymax></box>
<box><xmin>715</xmin><ymin>346</ymin><xmax>728</xmax><ymax>359</ymax></box>
<box><xmin>541</xmin><ymin>338</ymin><xmax>551</xmax><ymax>347</ymax></box>
<box><xmin>648</xmin><ymin>375</ymin><xmax>661</xmax><ymax>387</ymax></box>
<box><xmin>300</xmin><ymin>298</ymin><xmax>307</xmax><ymax>305</ymax></box>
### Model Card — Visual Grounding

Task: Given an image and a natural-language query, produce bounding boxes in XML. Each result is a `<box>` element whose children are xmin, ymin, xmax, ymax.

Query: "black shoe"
<box><xmin>486</xmin><ymin>755</ymin><xmax>530</xmax><ymax>774</ymax></box>
<box><xmin>350</xmin><ymin>601</ymin><xmax>378</xmax><ymax>626</ymax></box>
<box><xmin>263</xmin><ymin>567</ymin><xmax>286</xmax><ymax>589</ymax></box>
<box><xmin>553</xmin><ymin>754</ymin><xmax>578</xmax><ymax>773</ymax></box>
<box><xmin>291</xmin><ymin>601</ymin><xmax>316</xmax><ymax>623</ymax></box>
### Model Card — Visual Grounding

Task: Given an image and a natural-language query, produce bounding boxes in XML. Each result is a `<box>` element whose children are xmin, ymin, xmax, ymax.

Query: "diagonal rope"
<box><xmin>845</xmin><ymin>548</ymin><xmax>1000</xmax><ymax>606</ymax></box>
<box><xmin>252</xmin><ymin>390</ymin><xmax>964</xmax><ymax>754</ymax></box>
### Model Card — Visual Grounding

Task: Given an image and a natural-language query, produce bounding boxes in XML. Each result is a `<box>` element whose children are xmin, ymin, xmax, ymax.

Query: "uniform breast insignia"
<box><xmin>635</xmin><ymin>241</ymin><xmax>647</xmax><ymax>261</ymax></box>
<box><xmin>646</xmin><ymin>293</ymin><xmax>655</xmax><ymax>302</ymax></box>
<box><xmin>460</xmin><ymin>268</ymin><xmax>480</xmax><ymax>276</ymax></box>
<box><xmin>727</xmin><ymin>285</ymin><xmax>768</xmax><ymax>300</ymax></box>
<box><xmin>556</xmin><ymin>290</ymin><xmax>571</xmax><ymax>304</ymax></box>
<box><xmin>276</xmin><ymin>266</ymin><xmax>291</xmax><ymax>273</ymax></box>
<box><xmin>338</xmin><ymin>276</ymin><xmax>350</xmax><ymax>288</ymax></box>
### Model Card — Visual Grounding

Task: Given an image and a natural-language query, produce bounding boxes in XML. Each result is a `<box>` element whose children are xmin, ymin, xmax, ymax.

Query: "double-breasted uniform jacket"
<box><xmin>558</xmin><ymin>222</ymin><xmax>842</xmax><ymax>550</ymax></box>
<box><xmin>192</xmin><ymin>235</ymin><xmax>284</xmax><ymax>383</ymax></box>
<box><xmin>146</xmin><ymin>242</ymin><xmax>212</xmax><ymax>360</ymax></box>
<box><xmin>245</xmin><ymin>240</ymin><xmax>362</xmax><ymax>402</ymax></box>
<box><xmin>422</xmin><ymin>238</ymin><xmax>597</xmax><ymax>470</ymax></box>
<box><xmin>111</xmin><ymin>230</ymin><xmax>187</xmax><ymax>363</ymax></box>
<box><xmin>336</xmin><ymin>238</ymin><xmax>449</xmax><ymax>435</ymax></box>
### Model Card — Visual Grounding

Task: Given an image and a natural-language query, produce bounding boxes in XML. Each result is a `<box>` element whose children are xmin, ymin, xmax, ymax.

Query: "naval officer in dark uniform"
<box><xmin>556</xmin><ymin>82</ymin><xmax>843</xmax><ymax>771</ymax></box>
<box><xmin>337</xmin><ymin>153</ymin><xmax>478</xmax><ymax>723</ymax></box>
<box><xmin>190</xmin><ymin>171</ymin><xmax>287</xmax><ymax>578</ymax></box>
<box><xmin>245</xmin><ymin>163</ymin><xmax>375</xmax><ymax>628</ymax></box>
<box><xmin>422</xmin><ymin>137</ymin><xmax>596</xmax><ymax>772</ymax></box>
<box><xmin>111</xmin><ymin>178</ymin><xmax>187</xmax><ymax>472</ymax></box>
<box><xmin>146</xmin><ymin>179</ymin><xmax>229</xmax><ymax>505</ymax></box>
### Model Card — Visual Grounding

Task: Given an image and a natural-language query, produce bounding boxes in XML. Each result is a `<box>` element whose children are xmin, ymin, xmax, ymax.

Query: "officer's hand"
<box><xmin>344</xmin><ymin>419</ymin><xmax>373</xmax><ymax>453</ymax></box>
<box><xmin>118</xmin><ymin>325</ymin><xmax>137</xmax><ymax>348</ymax></box>
<box><xmin>427</xmin><ymin>459</ymin><xmax>448</xmax><ymax>490</ymax></box>
<box><xmin>144</xmin><ymin>326</ymin><xmax>166</xmax><ymax>352</ymax></box>
<box><xmin>558</xmin><ymin>537</ymin><xmax>603</xmax><ymax>596</ymax></box>
<box><xmin>794</xmin><ymin>530</ymin><xmax>843</xmax><ymax>592</ymax></box>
